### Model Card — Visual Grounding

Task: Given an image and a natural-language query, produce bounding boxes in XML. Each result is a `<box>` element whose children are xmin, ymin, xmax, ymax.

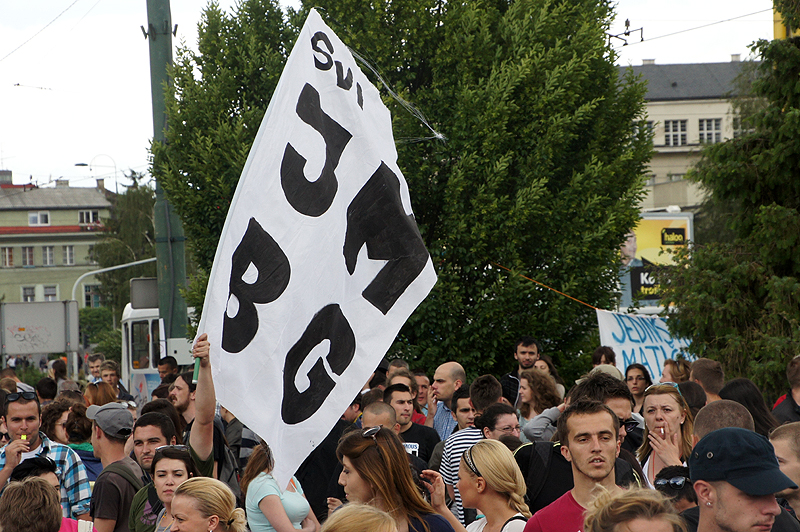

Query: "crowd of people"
<box><xmin>0</xmin><ymin>335</ymin><xmax>800</xmax><ymax>532</ymax></box>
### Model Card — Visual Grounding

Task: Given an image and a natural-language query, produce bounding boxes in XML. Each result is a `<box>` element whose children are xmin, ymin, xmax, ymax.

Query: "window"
<box><xmin>63</xmin><ymin>245</ymin><xmax>74</xmax><ymax>265</ymax></box>
<box><xmin>79</xmin><ymin>210</ymin><xmax>99</xmax><ymax>224</ymax></box>
<box><xmin>664</xmin><ymin>120</ymin><xmax>687</xmax><ymax>146</ymax></box>
<box><xmin>1</xmin><ymin>247</ymin><xmax>12</xmax><ymax>267</ymax></box>
<box><xmin>44</xmin><ymin>286</ymin><xmax>57</xmax><ymax>301</ymax></box>
<box><xmin>21</xmin><ymin>247</ymin><xmax>34</xmax><ymax>267</ymax></box>
<box><xmin>84</xmin><ymin>285</ymin><xmax>101</xmax><ymax>308</ymax></box>
<box><xmin>668</xmin><ymin>173</ymin><xmax>686</xmax><ymax>182</ymax></box>
<box><xmin>699</xmin><ymin>118</ymin><xmax>722</xmax><ymax>144</ymax></box>
<box><xmin>22</xmin><ymin>287</ymin><xmax>35</xmax><ymax>302</ymax></box>
<box><xmin>28</xmin><ymin>211</ymin><xmax>50</xmax><ymax>226</ymax></box>
<box><xmin>42</xmin><ymin>246</ymin><xmax>54</xmax><ymax>266</ymax></box>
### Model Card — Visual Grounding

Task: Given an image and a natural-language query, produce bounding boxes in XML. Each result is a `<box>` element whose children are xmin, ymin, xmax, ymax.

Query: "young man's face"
<box><xmin>132</xmin><ymin>424</ymin><xmax>172</xmax><ymax>471</ymax></box>
<box><xmin>561</xmin><ymin>411</ymin><xmax>619</xmax><ymax>483</ymax></box>
<box><xmin>101</xmin><ymin>369</ymin><xmax>118</xmax><ymax>387</ymax></box>
<box><xmin>3</xmin><ymin>401</ymin><xmax>41</xmax><ymax>448</ymax></box>
<box><xmin>707</xmin><ymin>481</ymin><xmax>780</xmax><ymax>532</ymax></box>
<box><xmin>169</xmin><ymin>376</ymin><xmax>193</xmax><ymax>414</ymax></box>
<box><xmin>452</xmin><ymin>397</ymin><xmax>476</xmax><ymax>430</ymax></box>
<box><xmin>388</xmin><ymin>391</ymin><xmax>415</xmax><ymax>427</ymax></box>
<box><xmin>414</xmin><ymin>375</ymin><xmax>430</xmax><ymax>405</ymax></box>
<box><xmin>88</xmin><ymin>360</ymin><xmax>103</xmax><ymax>378</ymax></box>
<box><xmin>514</xmin><ymin>343</ymin><xmax>539</xmax><ymax>371</ymax></box>
<box><xmin>157</xmin><ymin>364</ymin><xmax>175</xmax><ymax>380</ymax></box>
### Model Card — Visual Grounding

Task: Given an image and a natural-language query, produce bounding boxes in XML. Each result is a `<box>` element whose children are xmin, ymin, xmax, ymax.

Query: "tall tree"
<box><xmin>90</xmin><ymin>172</ymin><xmax>156</xmax><ymax>321</ymax></box>
<box><xmin>155</xmin><ymin>0</ymin><xmax>651</xmax><ymax>379</ymax></box>
<box><xmin>660</xmin><ymin>35</ymin><xmax>800</xmax><ymax>399</ymax></box>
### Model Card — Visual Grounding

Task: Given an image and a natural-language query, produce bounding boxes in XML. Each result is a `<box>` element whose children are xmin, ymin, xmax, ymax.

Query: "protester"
<box><xmin>414</xmin><ymin>371</ymin><xmax>431</xmax><ymax>416</ymax></box>
<box><xmin>87</xmin><ymin>354</ymin><xmax>106</xmax><ymax>384</ymax></box>
<box><xmin>85</xmin><ymin>382</ymin><xmax>117</xmax><ymax>407</ymax></box>
<box><xmin>42</xmin><ymin>401</ymin><xmax>72</xmax><ymax>444</ymax></box>
<box><xmin>625</xmin><ymin>364</ymin><xmax>652</xmax><ymax>415</ymax></box>
<box><xmin>583</xmin><ymin>488</ymin><xmax>685</xmax><ymax>532</ymax></box>
<box><xmin>423</xmin><ymin>439</ymin><xmax>530</xmax><ymax>532</ymax></box>
<box><xmin>319</xmin><ymin>503</ymin><xmax>395</xmax><ymax>532</ymax></box>
<box><xmin>517</xmin><ymin>370</ymin><xmax>561</xmax><ymax>443</ymax></box>
<box><xmin>150</xmin><ymin>445</ymin><xmax>200</xmax><ymax>532</ymax></box>
<box><xmin>386</xmin><ymin>370</ymin><xmax>426</xmax><ymax>425</ymax></box>
<box><xmin>637</xmin><ymin>383</ymin><xmax>693</xmax><ymax>487</ymax></box>
<box><xmin>384</xmin><ymin>383</ymin><xmax>440</xmax><ymax>463</ymax></box>
<box><xmin>719</xmin><ymin>378</ymin><xmax>779</xmax><ymax>437</ymax></box>
<box><xmin>533</xmin><ymin>354</ymin><xmax>565</xmax><ymax>399</ymax></box>
<box><xmin>157</xmin><ymin>356</ymin><xmax>179</xmax><ymax>382</ymax></box>
<box><xmin>501</xmin><ymin>337</ymin><xmax>540</xmax><ymax>406</ymax></box>
<box><xmin>659</xmin><ymin>359</ymin><xmax>691</xmax><ymax>384</ymax></box>
<box><xmin>677</xmin><ymin>382</ymin><xmax>706</xmax><ymax>420</ymax></box>
<box><xmin>427</xmin><ymin>362</ymin><xmax>467</xmax><ymax>441</ymax></box>
<box><xmin>170</xmin><ymin>477</ymin><xmax>247</xmax><ymax>532</ymax></box>
<box><xmin>337</xmin><ymin>426</ymin><xmax>454</xmax><ymax>532</ymax></box>
<box><xmin>653</xmin><ymin>465</ymin><xmax>697</xmax><ymax>512</ymax></box>
<box><xmin>476</xmin><ymin>404</ymin><xmax>521</xmax><ymax>440</ymax></box>
<box><xmin>773</xmin><ymin>356</ymin><xmax>800</xmax><ymax>424</ymax></box>
<box><xmin>0</xmin><ymin>476</ymin><xmax>64</xmax><ymax>532</ymax></box>
<box><xmin>241</xmin><ymin>440</ymin><xmax>319</xmax><ymax>532</ymax></box>
<box><xmin>64</xmin><ymin>403</ymin><xmax>103</xmax><ymax>481</ymax></box>
<box><xmin>591</xmin><ymin>347</ymin><xmax>616</xmax><ymax>368</ymax></box>
<box><xmin>689</xmin><ymin>359</ymin><xmax>724</xmax><ymax>404</ymax></box>
<box><xmin>99</xmin><ymin>361</ymin><xmax>134</xmax><ymax>401</ymax></box>
<box><xmin>769</xmin><ymin>422</ymin><xmax>800</xmax><ymax>516</ymax></box>
<box><xmin>37</xmin><ymin>377</ymin><xmax>58</xmax><ymax>406</ymax></box>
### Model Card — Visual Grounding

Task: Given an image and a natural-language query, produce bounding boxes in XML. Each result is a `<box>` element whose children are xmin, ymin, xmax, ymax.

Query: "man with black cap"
<box><xmin>89</xmin><ymin>402</ymin><xmax>144</xmax><ymax>532</ymax></box>
<box><xmin>687</xmin><ymin>427</ymin><xmax>799</xmax><ymax>532</ymax></box>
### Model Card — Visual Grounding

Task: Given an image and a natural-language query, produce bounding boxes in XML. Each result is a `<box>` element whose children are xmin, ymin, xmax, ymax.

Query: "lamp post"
<box><xmin>75</xmin><ymin>154</ymin><xmax>118</xmax><ymax>194</ymax></box>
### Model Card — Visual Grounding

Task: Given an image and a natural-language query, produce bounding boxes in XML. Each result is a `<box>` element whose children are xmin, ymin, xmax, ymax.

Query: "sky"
<box><xmin>0</xmin><ymin>0</ymin><xmax>775</xmax><ymax>192</ymax></box>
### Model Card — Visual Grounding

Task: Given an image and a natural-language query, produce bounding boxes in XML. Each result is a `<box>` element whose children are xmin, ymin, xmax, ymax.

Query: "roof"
<box><xmin>619</xmin><ymin>62</ymin><xmax>749</xmax><ymax>102</ymax></box>
<box><xmin>0</xmin><ymin>186</ymin><xmax>111</xmax><ymax>210</ymax></box>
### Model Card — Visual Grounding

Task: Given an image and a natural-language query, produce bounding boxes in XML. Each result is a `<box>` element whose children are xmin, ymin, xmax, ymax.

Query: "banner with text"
<box><xmin>596</xmin><ymin>309</ymin><xmax>692</xmax><ymax>382</ymax></box>
<box><xmin>198</xmin><ymin>9</ymin><xmax>437</xmax><ymax>488</ymax></box>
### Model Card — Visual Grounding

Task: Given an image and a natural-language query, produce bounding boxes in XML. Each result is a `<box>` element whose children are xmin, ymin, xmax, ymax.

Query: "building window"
<box><xmin>664</xmin><ymin>120</ymin><xmax>687</xmax><ymax>146</ymax></box>
<box><xmin>28</xmin><ymin>211</ymin><xmax>50</xmax><ymax>226</ymax></box>
<box><xmin>21</xmin><ymin>247</ymin><xmax>34</xmax><ymax>267</ymax></box>
<box><xmin>79</xmin><ymin>210</ymin><xmax>100</xmax><ymax>224</ymax></box>
<box><xmin>668</xmin><ymin>173</ymin><xmax>686</xmax><ymax>182</ymax></box>
<box><xmin>63</xmin><ymin>245</ymin><xmax>74</xmax><ymax>265</ymax></box>
<box><xmin>42</xmin><ymin>246</ymin><xmax>54</xmax><ymax>266</ymax></box>
<box><xmin>699</xmin><ymin>118</ymin><xmax>722</xmax><ymax>144</ymax></box>
<box><xmin>44</xmin><ymin>286</ymin><xmax>57</xmax><ymax>301</ymax></box>
<box><xmin>1</xmin><ymin>248</ymin><xmax>12</xmax><ymax>267</ymax></box>
<box><xmin>22</xmin><ymin>287</ymin><xmax>35</xmax><ymax>302</ymax></box>
<box><xmin>84</xmin><ymin>285</ymin><xmax>102</xmax><ymax>308</ymax></box>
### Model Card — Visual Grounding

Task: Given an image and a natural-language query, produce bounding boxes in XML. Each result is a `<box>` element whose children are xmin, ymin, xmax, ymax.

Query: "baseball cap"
<box><xmin>690</xmin><ymin>427</ymin><xmax>797</xmax><ymax>496</ymax></box>
<box><xmin>87</xmin><ymin>402</ymin><xmax>134</xmax><ymax>440</ymax></box>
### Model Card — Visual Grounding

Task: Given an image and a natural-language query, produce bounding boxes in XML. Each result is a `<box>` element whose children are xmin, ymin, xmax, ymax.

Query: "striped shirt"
<box><xmin>439</xmin><ymin>427</ymin><xmax>484</xmax><ymax>524</ymax></box>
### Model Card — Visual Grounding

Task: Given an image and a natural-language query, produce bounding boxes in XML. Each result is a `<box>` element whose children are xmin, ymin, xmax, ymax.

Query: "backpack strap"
<box><xmin>100</xmin><ymin>461</ymin><xmax>144</xmax><ymax>492</ymax></box>
<box><xmin>501</xmin><ymin>515</ymin><xmax>528</xmax><ymax>532</ymax></box>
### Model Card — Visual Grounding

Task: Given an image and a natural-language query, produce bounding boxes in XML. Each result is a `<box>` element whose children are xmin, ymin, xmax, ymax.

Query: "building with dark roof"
<box><xmin>0</xmin><ymin>171</ymin><xmax>112</xmax><ymax>306</ymax></box>
<box><xmin>619</xmin><ymin>58</ymin><xmax>748</xmax><ymax>211</ymax></box>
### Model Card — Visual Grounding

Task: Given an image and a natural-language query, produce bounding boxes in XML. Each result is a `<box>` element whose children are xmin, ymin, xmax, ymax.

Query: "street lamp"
<box><xmin>75</xmin><ymin>154</ymin><xmax>118</xmax><ymax>194</ymax></box>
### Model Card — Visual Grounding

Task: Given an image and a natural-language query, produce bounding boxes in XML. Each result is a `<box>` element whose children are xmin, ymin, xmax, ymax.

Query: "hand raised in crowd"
<box><xmin>193</xmin><ymin>333</ymin><xmax>210</xmax><ymax>368</ymax></box>
<box><xmin>648</xmin><ymin>421</ymin><xmax>683</xmax><ymax>467</ymax></box>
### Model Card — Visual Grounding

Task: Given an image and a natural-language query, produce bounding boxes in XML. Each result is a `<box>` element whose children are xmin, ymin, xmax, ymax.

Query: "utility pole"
<box><xmin>144</xmin><ymin>0</ymin><xmax>189</xmax><ymax>342</ymax></box>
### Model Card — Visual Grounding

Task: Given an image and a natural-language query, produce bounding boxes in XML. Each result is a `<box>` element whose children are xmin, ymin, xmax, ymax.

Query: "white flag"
<box><xmin>198</xmin><ymin>8</ymin><xmax>437</xmax><ymax>487</ymax></box>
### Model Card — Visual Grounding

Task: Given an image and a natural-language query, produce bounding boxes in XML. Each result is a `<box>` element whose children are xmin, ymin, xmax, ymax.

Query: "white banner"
<box><xmin>596</xmin><ymin>309</ymin><xmax>692</xmax><ymax>382</ymax></box>
<box><xmin>199</xmin><ymin>9</ymin><xmax>437</xmax><ymax>487</ymax></box>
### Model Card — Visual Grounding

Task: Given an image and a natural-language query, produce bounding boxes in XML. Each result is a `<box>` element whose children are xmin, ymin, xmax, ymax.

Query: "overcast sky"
<box><xmin>0</xmin><ymin>0</ymin><xmax>774</xmax><ymax>191</ymax></box>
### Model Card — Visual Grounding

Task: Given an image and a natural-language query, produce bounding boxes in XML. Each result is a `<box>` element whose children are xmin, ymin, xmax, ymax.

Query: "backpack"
<box><xmin>218</xmin><ymin>438</ymin><xmax>243</xmax><ymax>506</ymax></box>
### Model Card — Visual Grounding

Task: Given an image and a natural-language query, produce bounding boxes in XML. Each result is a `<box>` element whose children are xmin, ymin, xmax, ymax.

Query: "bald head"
<box><xmin>432</xmin><ymin>361</ymin><xmax>466</xmax><ymax>406</ymax></box>
<box><xmin>692</xmin><ymin>399</ymin><xmax>755</xmax><ymax>443</ymax></box>
<box><xmin>362</xmin><ymin>401</ymin><xmax>397</xmax><ymax>429</ymax></box>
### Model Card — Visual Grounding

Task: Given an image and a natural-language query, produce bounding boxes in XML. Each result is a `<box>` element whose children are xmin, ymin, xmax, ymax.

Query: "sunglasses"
<box><xmin>361</xmin><ymin>425</ymin><xmax>381</xmax><ymax>442</ymax></box>
<box><xmin>5</xmin><ymin>392</ymin><xmax>38</xmax><ymax>405</ymax></box>
<box><xmin>155</xmin><ymin>445</ymin><xmax>190</xmax><ymax>455</ymax></box>
<box><xmin>618</xmin><ymin>418</ymin><xmax>639</xmax><ymax>433</ymax></box>
<box><xmin>646</xmin><ymin>382</ymin><xmax>683</xmax><ymax>397</ymax></box>
<box><xmin>655</xmin><ymin>476</ymin><xmax>690</xmax><ymax>490</ymax></box>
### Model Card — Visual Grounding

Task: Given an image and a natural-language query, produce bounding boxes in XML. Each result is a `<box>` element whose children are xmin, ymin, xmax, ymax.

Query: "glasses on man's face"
<box><xmin>617</xmin><ymin>418</ymin><xmax>639</xmax><ymax>433</ymax></box>
<box><xmin>655</xmin><ymin>476</ymin><xmax>690</xmax><ymax>490</ymax></box>
<box><xmin>496</xmin><ymin>424</ymin><xmax>521</xmax><ymax>435</ymax></box>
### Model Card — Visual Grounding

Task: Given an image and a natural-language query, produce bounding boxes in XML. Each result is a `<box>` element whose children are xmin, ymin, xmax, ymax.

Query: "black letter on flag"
<box><xmin>222</xmin><ymin>218</ymin><xmax>290</xmax><ymax>353</ymax></box>
<box><xmin>281</xmin><ymin>83</ymin><xmax>352</xmax><ymax>217</ymax></box>
<box><xmin>343</xmin><ymin>162</ymin><xmax>430</xmax><ymax>314</ymax></box>
<box><xmin>282</xmin><ymin>304</ymin><xmax>356</xmax><ymax>424</ymax></box>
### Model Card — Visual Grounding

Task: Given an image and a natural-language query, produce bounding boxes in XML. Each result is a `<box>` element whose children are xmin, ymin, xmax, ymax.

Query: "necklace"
<box><xmin>159</xmin><ymin>510</ymin><xmax>174</xmax><ymax>531</ymax></box>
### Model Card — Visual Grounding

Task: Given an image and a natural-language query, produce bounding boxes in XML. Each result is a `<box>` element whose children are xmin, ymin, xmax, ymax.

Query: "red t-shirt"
<box><xmin>524</xmin><ymin>491</ymin><xmax>585</xmax><ymax>532</ymax></box>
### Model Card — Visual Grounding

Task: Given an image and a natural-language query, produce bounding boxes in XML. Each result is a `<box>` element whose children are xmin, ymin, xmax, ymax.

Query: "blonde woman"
<box><xmin>320</xmin><ymin>504</ymin><xmax>396</xmax><ymax>532</ymax></box>
<box><xmin>584</xmin><ymin>488</ymin><xmax>686</xmax><ymax>532</ymax></box>
<box><xmin>170</xmin><ymin>477</ymin><xmax>247</xmax><ymax>532</ymax></box>
<box><xmin>422</xmin><ymin>439</ymin><xmax>530</xmax><ymax>532</ymax></box>
<box><xmin>637</xmin><ymin>384</ymin><xmax>694</xmax><ymax>487</ymax></box>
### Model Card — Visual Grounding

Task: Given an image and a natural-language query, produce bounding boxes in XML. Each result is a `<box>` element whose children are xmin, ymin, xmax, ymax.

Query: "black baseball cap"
<box><xmin>690</xmin><ymin>427</ymin><xmax>797</xmax><ymax>496</ymax></box>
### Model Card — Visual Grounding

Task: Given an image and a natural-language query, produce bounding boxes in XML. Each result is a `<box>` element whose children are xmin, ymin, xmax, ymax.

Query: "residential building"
<box><xmin>620</xmin><ymin>58</ymin><xmax>747</xmax><ymax>211</ymax></box>
<box><xmin>0</xmin><ymin>170</ymin><xmax>112</xmax><ymax>307</ymax></box>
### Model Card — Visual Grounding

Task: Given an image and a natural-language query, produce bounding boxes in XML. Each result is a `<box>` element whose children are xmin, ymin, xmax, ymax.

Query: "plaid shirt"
<box><xmin>0</xmin><ymin>432</ymin><xmax>91</xmax><ymax>517</ymax></box>
<box><xmin>433</xmin><ymin>400</ymin><xmax>457</xmax><ymax>441</ymax></box>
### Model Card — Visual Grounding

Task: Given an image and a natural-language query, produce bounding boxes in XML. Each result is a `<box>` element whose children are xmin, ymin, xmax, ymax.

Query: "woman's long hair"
<box><xmin>518</xmin><ymin>370</ymin><xmax>561</xmax><ymax>419</ymax></box>
<box><xmin>461</xmin><ymin>440</ymin><xmax>530</xmax><ymax>517</ymax></box>
<box><xmin>636</xmin><ymin>384</ymin><xmax>694</xmax><ymax>462</ymax></box>
<box><xmin>537</xmin><ymin>354</ymin><xmax>564</xmax><ymax>385</ymax></box>
<box><xmin>719</xmin><ymin>378</ymin><xmax>779</xmax><ymax>437</ymax></box>
<box><xmin>239</xmin><ymin>440</ymin><xmax>275</xmax><ymax>497</ymax></box>
<box><xmin>336</xmin><ymin>427</ymin><xmax>433</xmax><ymax>528</ymax></box>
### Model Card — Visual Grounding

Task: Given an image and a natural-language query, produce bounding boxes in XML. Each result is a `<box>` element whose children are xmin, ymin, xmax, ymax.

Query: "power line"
<box><xmin>0</xmin><ymin>0</ymin><xmax>82</xmax><ymax>64</ymax></box>
<box><xmin>620</xmin><ymin>8</ymin><xmax>772</xmax><ymax>47</ymax></box>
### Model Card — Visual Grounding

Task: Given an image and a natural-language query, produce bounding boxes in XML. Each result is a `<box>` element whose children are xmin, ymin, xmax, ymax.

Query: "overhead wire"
<box><xmin>0</xmin><ymin>0</ymin><xmax>82</xmax><ymax>64</ymax></box>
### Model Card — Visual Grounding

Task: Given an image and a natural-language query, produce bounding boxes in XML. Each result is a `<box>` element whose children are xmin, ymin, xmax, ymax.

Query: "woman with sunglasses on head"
<box><xmin>241</xmin><ymin>440</ymin><xmax>320</xmax><ymax>532</ymax></box>
<box><xmin>337</xmin><ymin>426</ymin><xmax>454</xmax><ymax>532</ymax></box>
<box><xmin>637</xmin><ymin>383</ymin><xmax>694</xmax><ymax>488</ymax></box>
<box><xmin>624</xmin><ymin>364</ymin><xmax>652</xmax><ymax>415</ymax></box>
<box><xmin>652</xmin><ymin>465</ymin><xmax>696</xmax><ymax>513</ymax></box>
<box><xmin>151</xmin><ymin>445</ymin><xmax>201</xmax><ymax>532</ymax></box>
<box><xmin>421</xmin><ymin>439</ymin><xmax>530</xmax><ymax>532</ymax></box>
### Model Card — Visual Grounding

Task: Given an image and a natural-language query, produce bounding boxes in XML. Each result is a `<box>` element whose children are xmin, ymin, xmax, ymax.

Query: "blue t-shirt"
<box><xmin>409</xmin><ymin>513</ymin><xmax>455</xmax><ymax>532</ymax></box>
<box><xmin>246</xmin><ymin>473</ymin><xmax>310</xmax><ymax>532</ymax></box>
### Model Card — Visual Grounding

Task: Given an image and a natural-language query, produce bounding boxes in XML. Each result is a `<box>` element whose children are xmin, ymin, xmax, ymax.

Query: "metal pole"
<box><xmin>145</xmin><ymin>0</ymin><xmax>189</xmax><ymax>340</ymax></box>
<box><xmin>71</xmin><ymin>257</ymin><xmax>159</xmax><ymax>302</ymax></box>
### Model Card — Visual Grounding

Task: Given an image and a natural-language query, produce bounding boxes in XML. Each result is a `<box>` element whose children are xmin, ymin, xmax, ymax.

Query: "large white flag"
<box><xmin>198</xmin><ymin>9</ymin><xmax>437</xmax><ymax>486</ymax></box>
